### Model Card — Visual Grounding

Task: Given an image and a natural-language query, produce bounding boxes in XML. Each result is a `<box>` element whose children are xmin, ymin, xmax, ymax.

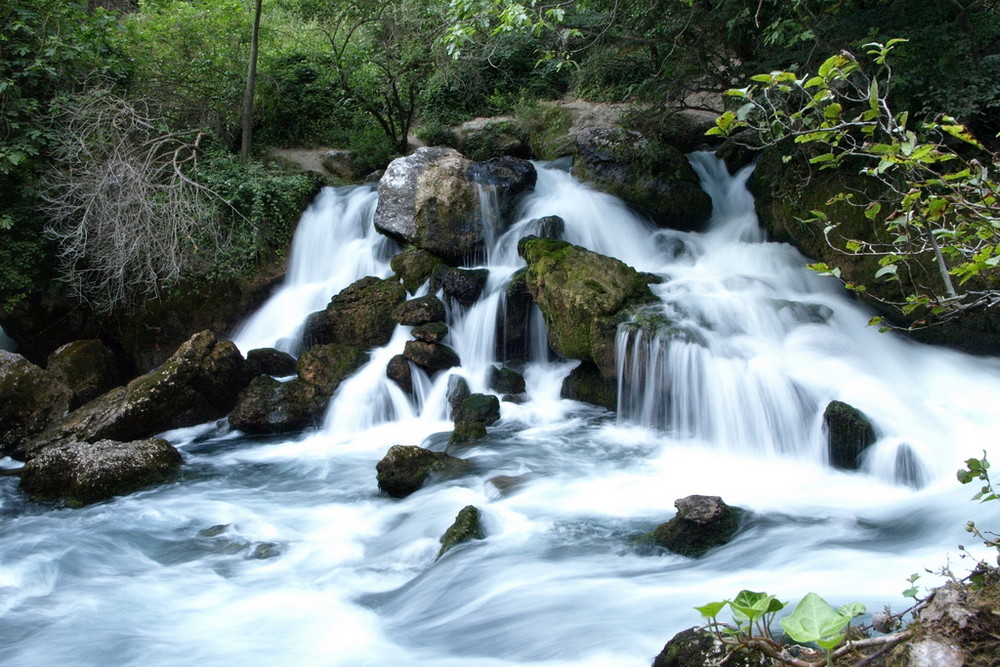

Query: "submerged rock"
<box><xmin>447</xmin><ymin>375</ymin><xmax>471</xmax><ymax>416</ymax></box>
<box><xmin>19</xmin><ymin>331</ymin><xmax>251</xmax><ymax>459</ymax></box>
<box><xmin>302</xmin><ymin>276</ymin><xmax>406</xmax><ymax>349</ymax></box>
<box><xmin>489</xmin><ymin>366</ymin><xmax>526</xmax><ymax>395</ymax></box>
<box><xmin>0</xmin><ymin>350</ymin><xmax>72</xmax><ymax>457</ymax></box>
<box><xmin>495</xmin><ymin>269</ymin><xmax>534</xmax><ymax>362</ymax></box>
<box><xmin>19</xmin><ymin>437</ymin><xmax>182</xmax><ymax>507</ymax></box>
<box><xmin>649</xmin><ymin>495</ymin><xmax>744</xmax><ymax>558</ymax></box>
<box><xmin>46</xmin><ymin>339</ymin><xmax>120</xmax><ymax>407</ymax></box>
<box><xmin>519</xmin><ymin>237</ymin><xmax>656</xmax><ymax>378</ymax></box>
<box><xmin>438</xmin><ymin>505</ymin><xmax>486</xmax><ymax>558</ymax></box>
<box><xmin>375</xmin><ymin>444</ymin><xmax>470</xmax><ymax>498</ymax></box>
<box><xmin>823</xmin><ymin>400</ymin><xmax>876</xmax><ymax>470</ymax></box>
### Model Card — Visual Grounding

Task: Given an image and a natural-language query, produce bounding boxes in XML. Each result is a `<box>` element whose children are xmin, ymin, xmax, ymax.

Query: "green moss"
<box><xmin>438</xmin><ymin>505</ymin><xmax>485</xmax><ymax>558</ymax></box>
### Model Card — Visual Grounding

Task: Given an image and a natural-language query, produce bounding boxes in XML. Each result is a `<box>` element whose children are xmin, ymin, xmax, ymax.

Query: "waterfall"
<box><xmin>0</xmin><ymin>325</ymin><xmax>15</xmax><ymax>352</ymax></box>
<box><xmin>4</xmin><ymin>153</ymin><xmax>1000</xmax><ymax>667</ymax></box>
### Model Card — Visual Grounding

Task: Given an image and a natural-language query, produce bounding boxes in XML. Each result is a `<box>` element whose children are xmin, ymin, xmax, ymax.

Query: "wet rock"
<box><xmin>571</xmin><ymin>127</ymin><xmax>712</xmax><ymax>229</ymax></box>
<box><xmin>412</xmin><ymin>322</ymin><xmax>448</xmax><ymax>343</ymax></box>
<box><xmin>823</xmin><ymin>400</ymin><xmax>876</xmax><ymax>471</ymax></box>
<box><xmin>519</xmin><ymin>237</ymin><xmax>655</xmax><ymax>378</ymax></box>
<box><xmin>403</xmin><ymin>340</ymin><xmax>461</xmax><ymax>372</ymax></box>
<box><xmin>396</xmin><ymin>295</ymin><xmax>447</xmax><ymax>326</ymax></box>
<box><xmin>430</xmin><ymin>267</ymin><xmax>489</xmax><ymax>307</ymax></box>
<box><xmin>447</xmin><ymin>375</ymin><xmax>471</xmax><ymax>415</ymax></box>
<box><xmin>375</xmin><ymin>444</ymin><xmax>470</xmax><ymax>498</ymax></box>
<box><xmin>390</xmin><ymin>248</ymin><xmax>447</xmax><ymax>295</ymax></box>
<box><xmin>466</xmin><ymin>155</ymin><xmax>537</xmax><ymax>217</ymax></box>
<box><xmin>523</xmin><ymin>215</ymin><xmax>565</xmax><ymax>240</ymax></box>
<box><xmin>46</xmin><ymin>339</ymin><xmax>120</xmax><ymax>407</ymax></box>
<box><xmin>228</xmin><ymin>376</ymin><xmax>328</xmax><ymax>435</ymax></box>
<box><xmin>19</xmin><ymin>331</ymin><xmax>251</xmax><ymax>459</ymax></box>
<box><xmin>19</xmin><ymin>437</ymin><xmax>182</xmax><ymax>507</ymax></box>
<box><xmin>560</xmin><ymin>361</ymin><xmax>617</xmax><ymax>411</ymax></box>
<box><xmin>296</xmin><ymin>343</ymin><xmax>369</xmax><ymax>394</ymax></box>
<box><xmin>652</xmin><ymin>626</ymin><xmax>766</xmax><ymax>667</ymax></box>
<box><xmin>489</xmin><ymin>366</ymin><xmax>526</xmax><ymax>395</ymax></box>
<box><xmin>386</xmin><ymin>354</ymin><xmax>413</xmax><ymax>394</ymax></box>
<box><xmin>449</xmin><ymin>421</ymin><xmax>487</xmax><ymax>445</ymax></box>
<box><xmin>0</xmin><ymin>350</ymin><xmax>72</xmax><ymax>457</ymax></box>
<box><xmin>495</xmin><ymin>269</ymin><xmax>533</xmax><ymax>362</ymax></box>
<box><xmin>302</xmin><ymin>276</ymin><xmax>406</xmax><ymax>349</ymax></box>
<box><xmin>246</xmin><ymin>348</ymin><xmax>297</xmax><ymax>377</ymax></box>
<box><xmin>438</xmin><ymin>505</ymin><xmax>485</xmax><ymax>558</ymax></box>
<box><xmin>454</xmin><ymin>394</ymin><xmax>501</xmax><ymax>426</ymax></box>
<box><xmin>649</xmin><ymin>495</ymin><xmax>744</xmax><ymax>558</ymax></box>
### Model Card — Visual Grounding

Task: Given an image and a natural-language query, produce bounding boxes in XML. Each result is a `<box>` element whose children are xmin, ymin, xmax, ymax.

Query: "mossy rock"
<box><xmin>296</xmin><ymin>343</ymin><xmax>369</xmax><ymax>394</ymax></box>
<box><xmin>302</xmin><ymin>276</ymin><xmax>406</xmax><ymax>349</ymax></box>
<box><xmin>648</xmin><ymin>495</ymin><xmax>745</xmax><ymax>558</ymax></box>
<box><xmin>0</xmin><ymin>350</ymin><xmax>73</xmax><ymax>457</ymax></box>
<box><xmin>390</xmin><ymin>248</ymin><xmax>448</xmax><ymax>295</ymax></box>
<box><xmin>561</xmin><ymin>361</ymin><xmax>617</xmax><ymax>411</ymax></box>
<box><xmin>228</xmin><ymin>376</ymin><xmax>329</xmax><ymax>435</ymax></box>
<box><xmin>438</xmin><ymin>505</ymin><xmax>485</xmax><ymax>558</ymax></box>
<box><xmin>375</xmin><ymin>444</ymin><xmax>470</xmax><ymax>498</ymax></box>
<box><xmin>449</xmin><ymin>421</ymin><xmax>487</xmax><ymax>445</ymax></box>
<box><xmin>403</xmin><ymin>340</ymin><xmax>461</xmax><ymax>371</ymax></box>
<box><xmin>46</xmin><ymin>339</ymin><xmax>121</xmax><ymax>408</ymax></box>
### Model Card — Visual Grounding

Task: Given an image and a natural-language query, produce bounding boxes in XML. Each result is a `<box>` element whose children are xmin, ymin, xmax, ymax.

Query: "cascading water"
<box><xmin>3</xmin><ymin>154</ymin><xmax>1000</xmax><ymax>667</ymax></box>
<box><xmin>0</xmin><ymin>325</ymin><xmax>15</xmax><ymax>352</ymax></box>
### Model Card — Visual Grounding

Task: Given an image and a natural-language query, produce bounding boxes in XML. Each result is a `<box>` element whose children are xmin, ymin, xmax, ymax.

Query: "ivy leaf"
<box><xmin>780</xmin><ymin>593</ymin><xmax>857</xmax><ymax>646</ymax></box>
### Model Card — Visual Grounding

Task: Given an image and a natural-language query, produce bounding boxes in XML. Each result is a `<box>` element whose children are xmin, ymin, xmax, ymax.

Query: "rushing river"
<box><xmin>3</xmin><ymin>154</ymin><xmax>999</xmax><ymax>666</ymax></box>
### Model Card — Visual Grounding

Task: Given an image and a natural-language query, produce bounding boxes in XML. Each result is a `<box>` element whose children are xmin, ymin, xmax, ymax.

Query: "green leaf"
<box><xmin>694</xmin><ymin>601</ymin><xmax>728</xmax><ymax>619</ymax></box>
<box><xmin>780</xmin><ymin>593</ymin><xmax>854</xmax><ymax>645</ymax></box>
<box><xmin>730</xmin><ymin>590</ymin><xmax>784</xmax><ymax>623</ymax></box>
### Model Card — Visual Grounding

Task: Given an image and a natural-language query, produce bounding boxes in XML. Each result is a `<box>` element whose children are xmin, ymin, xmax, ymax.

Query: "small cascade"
<box><xmin>231</xmin><ymin>186</ymin><xmax>392</xmax><ymax>354</ymax></box>
<box><xmin>0</xmin><ymin>325</ymin><xmax>15</xmax><ymax>352</ymax></box>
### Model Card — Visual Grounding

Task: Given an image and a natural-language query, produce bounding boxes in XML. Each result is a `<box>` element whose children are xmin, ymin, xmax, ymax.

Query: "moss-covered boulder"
<box><xmin>19</xmin><ymin>330</ymin><xmax>251</xmax><ymax>459</ymax></box>
<box><xmin>46</xmin><ymin>339</ymin><xmax>121</xmax><ymax>407</ymax></box>
<box><xmin>296</xmin><ymin>343</ymin><xmax>369</xmax><ymax>394</ymax></box>
<box><xmin>572</xmin><ymin>127</ymin><xmax>712</xmax><ymax>229</ymax></box>
<box><xmin>228</xmin><ymin>376</ymin><xmax>329</xmax><ymax>435</ymax></box>
<box><xmin>448</xmin><ymin>421</ymin><xmax>487</xmax><ymax>445</ymax></box>
<box><xmin>649</xmin><ymin>495</ymin><xmax>744</xmax><ymax>558</ymax></box>
<box><xmin>375</xmin><ymin>444</ymin><xmax>470</xmax><ymax>498</ymax></box>
<box><xmin>403</xmin><ymin>340</ymin><xmax>461</xmax><ymax>372</ymax></box>
<box><xmin>561</xmin><ymin>361</ymin><xmax>617</xmax><ymax>411</ymax></box>
<box><xmin>19</xmin><ymin>437</ymin><xmax>182</xmax><ymax>507</ymax></box>
<box><xmin>489</xmin><ymin>366</ymin><xmax>526</xmax><ymax>395</ymax></box>
<box><xmin>390</xmin><ymin>248</ymin><xmax>448</xmax><ymax>295</ymax></box>
<box><xmin>518</xmin><ymin>237</ymin><xmax>656</xmax><ymax>378</ymax></box>
<box><xmin>438</xmin><ymin>505</ymin><xmax>486</xmax><ymax>558</ymax></box>
<box><xmin>823</xmin><ymin>400</ymin><xmax>877</xmax><ymax>471</ymax></box>
<box><xmin>454</xmin><ymin>393</ymin><xmax>501</xmax><ymax>426</ymax></box>
<box><xmin>412</xmin><ymin>322</ymin><xmax>448</xmax><ymax>343</ymax></box>
<box><xmin>0</xmin><ymin>350</ymin><xmax>72</xmax><ymax>457</ymax></box>
<box><xmin>302</xmin><ymin>276</ymin><xmax>406</xmax><ymax>349</ymax></box>
<box><xmin>396</xmin><ymin>295</ymin><xmax>447</xmax><ymax>326</ymax></box>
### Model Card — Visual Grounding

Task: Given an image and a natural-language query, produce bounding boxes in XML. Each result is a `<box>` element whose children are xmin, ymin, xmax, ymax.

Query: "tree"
<box><xmin>711</xmin><ymin>41</ymin><xmax>1000</xmax><ymax>327</ymax></box>
<box><xmin>241</xmin><ymin>0</ymin><xmax>263</xmax><ymax>162</ymax></box>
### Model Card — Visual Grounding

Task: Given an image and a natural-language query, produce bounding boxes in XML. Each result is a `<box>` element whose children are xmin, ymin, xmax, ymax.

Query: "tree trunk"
<box><xmin>240</xmin><ymin>0</ymin><xmax>263</xmax><ymax>163</ymax></box>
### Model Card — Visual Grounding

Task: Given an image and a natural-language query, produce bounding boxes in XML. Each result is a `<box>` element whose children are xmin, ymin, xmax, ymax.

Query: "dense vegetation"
<box><xmin>1</xmin><ymin>0</ymin><xmax>997</xmax><ymax>321</ymax></box>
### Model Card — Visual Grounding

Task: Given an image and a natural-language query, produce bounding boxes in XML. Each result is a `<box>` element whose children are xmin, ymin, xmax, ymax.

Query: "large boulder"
<box><xmin>571</xmin><ymin>127</ymin><xmax>712</xmax><ymax>229</ymax></box>
<box><xmin>19</xmin><ymin>437</ymin><xmax>182</xmax><ymax>507</ymax></box>
<box><xmin>374</xmin><ymin>148</ymin><xmax>536</xmax><ymax>263</ymax></box>
<box><xmin>649</xmin><ymin>495</ymin><xmax>744</xmax><ymax>558</ymax></box>
<box><xmin>302</xmin><ymin>276</ymin><xmax>406</xmax><ymax>349</ymax></box>
<box><xmin>823</xmin><ymin>400</ymin><xmax>877</xmax><ymax>471</ymax></box>
<box><xmin>375</xmin><ymin>444</ymin><xmax>470</xmax><ymax>498</ymax></box>
<box><xmin>296</xmin><ymin>343</ymin><xmax>369</xmax><ymax>394</ymax></box>
<box><xmin>228</xmin><ymin>376</ymin><xmax>328</xmax><ymax>435</ymax></box>
<box><xmin>495</xmin><ymin>269</ymin><xmax>534</xmax><ymax>362</ymax></box>
<box><xmin>46</xmin><ymin>339</ymin><xmax>121</xmax><ymax>407</ymax></box>
<box><xmin>19</xmin><ymin>330</ymin><xmax>251</xmax><ymax>459</ymax></box>
<box><xmin>0</xmin><ymin>351</ymin><xmax>72</xmax><ymax>457</ymax></box>
<box><xmin>518</xmin><ymin>237</ymin><xmax>656</xmax><ymax>378</ymax></box>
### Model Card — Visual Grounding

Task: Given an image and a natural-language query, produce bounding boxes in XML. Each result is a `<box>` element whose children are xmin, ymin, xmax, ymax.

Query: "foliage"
<box><xmin>512</xmin><ymin>100</ymin><xmax>573</xmax><ymax>159</ymax></box>
<box><xmin>696</xmin><ymin>590</ymin><xmax>866</xmax><ymax>666</ymax></box>
<box><xmin>711</xmin><ymin>41</ymin><xmax>1000</xmax><ymax>326</ymax></box>
<box><xmin>958</xmin><ymin>453</ymin><xmax>1000</xmax><ymax>552</ymax></box>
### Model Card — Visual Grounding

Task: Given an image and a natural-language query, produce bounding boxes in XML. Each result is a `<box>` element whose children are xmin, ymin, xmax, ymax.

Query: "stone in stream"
<box><xmin>302</xmin><ymin>276</ymin><xmax>406</xmax><ymax>349</ymax></box>
<box><xmin>437</xmin><ymin>505</ymin><xmax>485</xmax><ymax>558</ymax></box>
<box><xmin>375</xmin><ymin>445</ymin><xmax>470</xmax><ymax>498</ymax></box>
<box><xmin>823</xmin><ymin>400</ymin><xmax>876</xmax><ymax>471</ymax></box>
<box><xmin>246</xmin><ymin>347</ymin><xmax>297</xmax><ymax>377</ymax></box>
<box><xmin>396</xmin><ymin>295</ymin><xmax>447</xmax><ymax>326</ymax></box>
<box><xmin>386</xmin><ymin>354</ymin><xmax>413</xmax><ymax>394</ymax></box>
<box><xmin>648</xmin><ymin>495</ymin><xmax>744</xmax><ymax>558</ymax></box>
<box><xmin>403</xmin><ymin>340</ymin><xmax>461</xmax><ymax>372</ymax></box>
<box><xmin>429</xmin><ymin>267</ymin><xmax>489</xmax><ymax>307</ymax></box>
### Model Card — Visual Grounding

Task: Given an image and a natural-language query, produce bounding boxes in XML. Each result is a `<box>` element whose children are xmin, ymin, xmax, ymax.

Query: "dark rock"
<box><xmin>19</xmin><ymin>437</ymin><xmax>182</xmax><ymax>507</ymax></box>
<box><xmin>19</xmin><ymin>331</ymin><xmax>252</xmax><ymax>459</ymax></box>
<box><xmin>403</xmin><ymin>340</ymin><xmax>461</xmax><ymax>371</ymax></box>
<box><xmin>466</xmin><ymin>155</ymin><xmax>538</xmax><ymax>216</ymax></box>
<box><xmin>523</xmin><ymin>215</ymin><xmax>565</xmax><ymax>240</ymax></box>
<box><xmin>46</xmin><ymin>340</ymin><xmax>121</xmax><ymax>407</ymax></box>
<box><xmin>519</xmin><ymin>237</ymin><xmax>656</xmax><ymax>378</ymax></box>
<box><xmin>649</xmin><ymin>495</ymin><xmax>744</xmax><ymax>558</ymax></box>
<box><xmin>249</xmin><ymin>542</ymin><xmax>283</xmax><ymax>559</ymax></box>
<box><xmin>652</xmin><ymin>626</ymin><xmax>766</xmax><ymax>667</ymax></box>
<box><xmin>229</xmin><ymin>376</ymin><xmax>328</xmax><ymax>435</ymax></box>
<box><xmin>375</xmin><ymin>444</ymin><xmax>469</xmax><ymax>498</ymax></box>
<box><xmin>454</xmin><ymin>394</ymin><xmax>501</xmax><ymax>426</ymax></box>
<box><xmin>412</xmin><ymin>322</ymin><xmax>449</xmax><ymax>343</ymax></box>
<box><xmin>374</xmin><ymin>147</ymin><xmax>484</xmax><ymax>263</ymax></box>
<box><xmin>571</xmin><ymin>127</ymin><xmax>712</xmax><ymax>229</ymax></box>
<box><xmin>496</xmin><ymin>269</ymin><xmax>534</xmax><ymax>362</ymax></box>
<box><xmin>715</xmin><ymin>129</ymin><xmax>764</xmax><ymax>174</ymax></box>
<box><xmin>396</xmin><ymin>295</ymin><xmax>447</xmax><ymax>326</ymax></box>
<box><xmin>386</xmin><ymin>354</ymin><xmax>413</xmax><ymax>394</ymax></box>
<box><xmin>0</xmin><ymin>351</ymin><xmax>72</xmax><ymax>457</ymax></box>
<box><xmin>430</xmin><ymin>267</ymin><xmax>490</xmax><ymax>307</ymax></box>
<box><xmin>302</xmin><ymin>276</ymin><xmax>406</xmax><ymax>349</ymax></box>
<box><xmin>390</xmin><ymin>248</ymin><xmax>447</xmax><ymax>295</ymax></box>
<box><xmin>438</xmin><ymin>505</ymin><xmax>485</xmax><ymax>558</ymax></box>
<box><xmin>823</xmin><ymin>400</ymin><xmax>876</xmax><ymax>471</ymax></box>
<box><xmin>449</xmin><ymin>421</ymin><xmax>487</xmax><ymax>445</ymax></box>
<box><xmin>561</xmin><ymin>361</ymin><xmax>617</xmax><ymax>411</ymax></box>
<box><xmin>246</xmin><ymin>348</ymin><xmax>297</xmax><ymax>377</ymax></box>
<box><xmin>296</xmin><ymin>343</ymin><xmax>369</xmax><ymax>394</ymax></box>
<box><xmin>489</xmin><ymin>366</ymin><xmax>526</xmax><ymax>395</ymax></box>
<box><xmin>447</xmin><ymin>375</ymin><xmax>471</xmax><ymax>415</ymax></box>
